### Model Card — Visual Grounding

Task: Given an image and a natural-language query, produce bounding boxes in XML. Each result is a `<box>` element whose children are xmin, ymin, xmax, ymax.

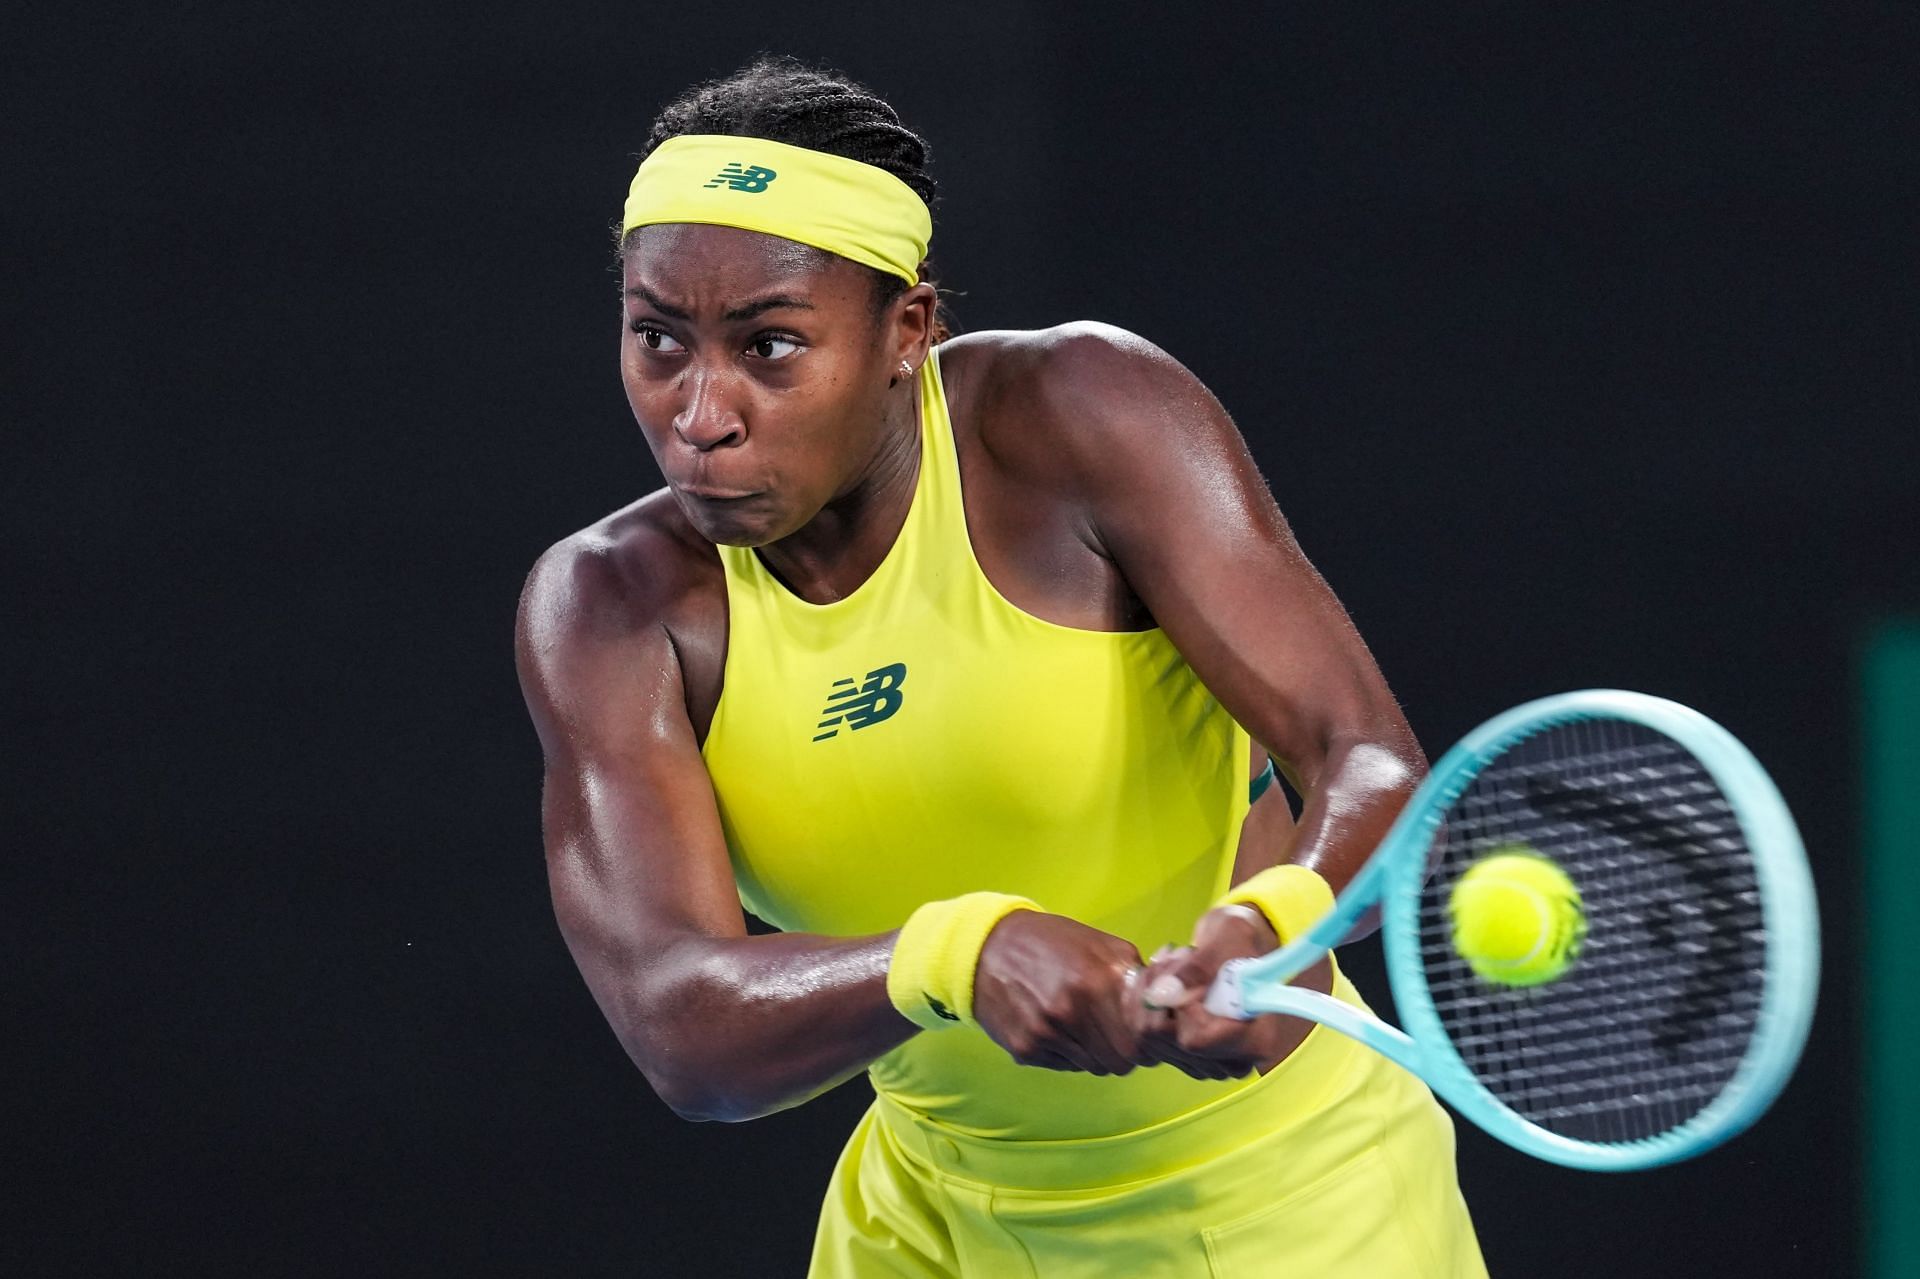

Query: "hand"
<box><xmin>973</xmin><ymin>911</ymin><xmax>1146</xmax><ymax>1075</ymax></box>
<box><xmin>1111</xmin><ymin>948</ymin><xmax>1251</xmax><ymax>1081</ymax></box>
<box><xmin>1134</xmin><ymin>905</ymin><xmax>1333</xmax><ymax>1079</ymax></box>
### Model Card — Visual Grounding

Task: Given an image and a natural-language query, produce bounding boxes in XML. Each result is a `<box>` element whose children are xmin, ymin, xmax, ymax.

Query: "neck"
<box><xmin>756</xmin><ymin>384</ymin><xmax>922</xmax><ymax>604</ymax></box>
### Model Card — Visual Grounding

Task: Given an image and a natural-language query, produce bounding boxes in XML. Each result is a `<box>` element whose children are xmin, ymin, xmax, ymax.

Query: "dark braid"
<box><xmin>626</xmin><ymin>56</ymin><xmax>951</xmax><ymax>338</ymax></box>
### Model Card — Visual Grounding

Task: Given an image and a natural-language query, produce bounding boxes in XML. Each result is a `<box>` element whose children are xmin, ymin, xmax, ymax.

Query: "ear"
<box><xmin>889</xmin><ymin>281</ymin><xmax>939</xmax><ymax>371</ymax></box>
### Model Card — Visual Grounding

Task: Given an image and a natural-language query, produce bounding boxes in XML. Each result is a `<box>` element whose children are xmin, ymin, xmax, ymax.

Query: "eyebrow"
<box><xmin>623</xmin><ymin>285</ymin><xmax>816</xmax><ymax>323</ymax></box>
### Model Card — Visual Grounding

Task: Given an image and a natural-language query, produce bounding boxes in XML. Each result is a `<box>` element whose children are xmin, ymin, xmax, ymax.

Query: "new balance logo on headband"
<box><xmin>813</xmin><ymin>663</ymin><xmax>907</xmax><ymax>741</ymax></box>
<box><xmin>704</xmin><ymin>163</ymin><xmax>778</xmax><ymax>193</ymax></box>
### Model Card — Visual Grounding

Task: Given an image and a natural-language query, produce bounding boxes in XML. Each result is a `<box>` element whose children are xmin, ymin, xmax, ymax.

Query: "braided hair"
<box><xmin>625</xmin><ymin>56</ymin><xmax>951</xmax><ymax>340</ymax></box>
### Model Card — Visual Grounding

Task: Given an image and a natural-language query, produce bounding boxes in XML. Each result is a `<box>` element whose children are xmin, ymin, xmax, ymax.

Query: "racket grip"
<box><xmin>1204</xmin><ymin>958</ymin><xmax>1254</xmax><ymax>1020</ymax></box>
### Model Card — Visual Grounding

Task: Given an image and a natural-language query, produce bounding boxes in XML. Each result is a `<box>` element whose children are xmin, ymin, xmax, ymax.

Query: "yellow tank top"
<box><xmin>700</xmin><ymin>348</ymin><xmax>1257</xmax><ymax>1139</ymax></box>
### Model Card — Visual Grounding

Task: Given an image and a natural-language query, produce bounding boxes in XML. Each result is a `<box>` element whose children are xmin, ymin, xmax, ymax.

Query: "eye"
<box><xmin>747</xmin><ymin>335</ymin><xmax>803</xmax><ymax>361</ymax></box>
<box><xmin>630</xmin><ymin>323</ymin><xmax>685</xmax><ymax>354</ymax></box>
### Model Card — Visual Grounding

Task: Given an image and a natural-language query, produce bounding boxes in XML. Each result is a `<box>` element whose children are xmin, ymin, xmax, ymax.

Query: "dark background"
<box><xmin>12</xmin><ymin>2</ymin><xmax>1918</xmax><ymax>1274</ymax></box>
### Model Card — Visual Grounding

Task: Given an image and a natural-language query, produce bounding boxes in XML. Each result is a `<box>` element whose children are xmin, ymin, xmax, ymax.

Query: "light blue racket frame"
<box><xmin>1206</xmin><ymin>690</ymin><xmax>1821</xmax><ymax>1170</ymax></box>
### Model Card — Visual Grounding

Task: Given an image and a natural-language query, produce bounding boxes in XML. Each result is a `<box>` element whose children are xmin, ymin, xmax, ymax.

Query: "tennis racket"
<box><xmin>1205</xmin><ymin>689</ymin><xmax>1819</xmax><ymax>1170</ymax></box>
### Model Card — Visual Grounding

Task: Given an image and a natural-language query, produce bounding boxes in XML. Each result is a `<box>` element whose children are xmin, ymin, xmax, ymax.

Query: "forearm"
<box><xmin>1276</xmin><ymin>733</ymin><xmax>1426</xmax><ymax>940</ymax></box>
<box><xmin>599</xmin><ymin>930</ymin><xmax>915</xmax><ymax>1123</ymax></box>
<box><xmin>1157</xmin><ymin>731</ymin><xmax>1418</xmax><ymax>1055</ymax></box>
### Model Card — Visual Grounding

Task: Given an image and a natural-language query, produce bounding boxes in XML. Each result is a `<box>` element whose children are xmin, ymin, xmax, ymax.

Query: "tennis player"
<box><xmin>516</xmin><ymin>57</ymin><xmax>1486</xmax><ymax>1276</ymax></box>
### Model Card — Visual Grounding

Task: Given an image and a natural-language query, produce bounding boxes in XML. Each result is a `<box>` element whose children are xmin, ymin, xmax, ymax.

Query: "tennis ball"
<box><xmin>1447</xmin><ymin>847</ymin><xmax>1586</xmax><ymax>987</ymax></box>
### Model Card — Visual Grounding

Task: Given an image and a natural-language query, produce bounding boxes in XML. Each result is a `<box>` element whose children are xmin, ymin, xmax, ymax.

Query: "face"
<box><xmin>619</xmin><ymin>223</ymin><xmax>929</xmax><ymax>547</ymax></box>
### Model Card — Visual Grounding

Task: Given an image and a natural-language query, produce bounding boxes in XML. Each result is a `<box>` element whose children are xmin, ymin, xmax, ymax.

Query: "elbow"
<box><xmin>624</xmin><ymin>1021</ymin><xmax>752</xmax><ymax>1123</ymax></box>
<box><xmin>650</xmin><ymin>1073</ymin><xmax>778</xmax><ymax>1124</ymax></box>
<box><xmin>652</xmin><ymin>1079</ymin><xmax>730</xmax><ymax>1124</ymax></box>
<box><xmin>611</xmin><ymin>944</ymin><xmax>805</xmax><ymax>1124</ymax></box>
<box><xmin>609</xmin><ymin>951</ymin><xmax>751</xmax><ymax>1122</ymax></box>
<box><xmin>1331</xmin><ymin>735</ymin><xmax>1426</xmax><ymax>795</ymax></box>
<box><xmin>627</xmin><ymin>1010</ymin><xmax>778</xmax><ymax>1124</ymax></box>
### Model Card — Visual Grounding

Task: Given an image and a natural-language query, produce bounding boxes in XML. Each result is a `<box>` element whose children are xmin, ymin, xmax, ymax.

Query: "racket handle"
<box><xmin>1204</xmin><ymin>957</ymin><xmax>1254</xmax><ymax>1019</ymax></box>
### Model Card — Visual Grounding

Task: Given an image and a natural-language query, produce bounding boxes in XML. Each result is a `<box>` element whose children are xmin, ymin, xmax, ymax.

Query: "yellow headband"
<box><xmin>621</xmin><ymin>135</ymin><xmax>932</xmax><ymax>286</ymax></box>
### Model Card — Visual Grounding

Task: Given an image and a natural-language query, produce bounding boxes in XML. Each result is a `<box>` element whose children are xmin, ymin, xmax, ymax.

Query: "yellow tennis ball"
<box><xmin>1447</xmin><ymin>847</ymin><xmax>1586</xmax><ymax>987</ymax></box>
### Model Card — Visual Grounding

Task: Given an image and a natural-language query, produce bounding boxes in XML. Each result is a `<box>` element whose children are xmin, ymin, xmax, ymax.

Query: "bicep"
<box><xmin>539</xmin><ymin>704</ymin><xmax>745</xmax><ymax>974</ymax></box>
<box><xmin>515</xmin><ymin>546</ymin><xmax>745</xmax><ymax>1020</ymax></box>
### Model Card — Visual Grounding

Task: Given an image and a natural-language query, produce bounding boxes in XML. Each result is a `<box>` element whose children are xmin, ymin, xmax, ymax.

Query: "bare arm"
<box><xmin>1031</xmin><ymin>323</ymin><xmax>1426</xmax><ymax>904</ymax></box>
<box><xmin>516</xmin><ymin>533</ymin><xmax>915</xmax><ymax>1121</ymax></box>
<box><xmin>1021</xmin><ymin>324</ymin><xmax>1425</xmax><ymax>1068</ymax></box>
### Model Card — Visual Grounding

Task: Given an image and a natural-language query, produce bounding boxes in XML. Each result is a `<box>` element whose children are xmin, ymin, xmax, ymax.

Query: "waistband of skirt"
<box><xmin>871</xmin><ymin>964</ymin><xmax>1370</xmax><ymax>1191</ymax></box>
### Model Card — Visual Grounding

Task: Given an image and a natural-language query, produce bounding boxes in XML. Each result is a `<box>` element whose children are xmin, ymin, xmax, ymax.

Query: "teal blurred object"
<box><xmin>1864</xmin><ymin>626</ymin><xmax>1920</xmax><ymax>1278</ymax></box>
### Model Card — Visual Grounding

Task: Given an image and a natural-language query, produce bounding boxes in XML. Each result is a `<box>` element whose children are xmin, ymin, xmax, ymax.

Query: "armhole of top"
<box><xmin>695</xmin><ymin>545</ymin><xmax>741</xmax><ymax>760</ymax></box>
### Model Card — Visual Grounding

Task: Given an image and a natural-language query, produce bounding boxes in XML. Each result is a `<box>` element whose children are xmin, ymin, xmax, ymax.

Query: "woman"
<box><xmin>516</xmin><ymin>56</ymin><xmax>1485</xmax><ymax>1277</ymax></box>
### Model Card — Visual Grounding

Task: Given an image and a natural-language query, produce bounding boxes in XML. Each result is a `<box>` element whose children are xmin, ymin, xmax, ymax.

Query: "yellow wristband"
<box><xmin>1216</xmin><ymin>864</ymin><xmax>1335</xmax><ymax>945</ymax></box>
<box><xmin>886</xmin><ymin>892</ymin><xmax>1039</xmax><ymax>1031</ymax></box>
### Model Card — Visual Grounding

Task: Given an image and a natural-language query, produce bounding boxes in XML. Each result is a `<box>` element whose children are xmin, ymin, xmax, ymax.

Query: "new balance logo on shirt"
<box><xmin>813</xmin><ymin>663</ymin><xmax>907</xmax><ymax>741</ymax></box>
<box><xmin>704</xmin><ymin>163</ymin><xmax>778</xmax><ymax>193</ymax></box>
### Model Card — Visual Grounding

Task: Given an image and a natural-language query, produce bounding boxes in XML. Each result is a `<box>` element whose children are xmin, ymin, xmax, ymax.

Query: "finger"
<box><xmin>1174</xmin><ymin>1001</ymin><xmax>1243</xmax><ymax>1052</ymax></box>
<box><xmin>1131</xmin><ymin>984</ymin><xmax>1233</xmax><ymax>1079</ymax></box>
<box><xmin>993</xmin><ymin>1001</ymin><xmax>1107</xmax><ymax>1074</ymax></box>
<box><xmin>1019</xmin><ymin>945</ymin><xmax>1147</xmax><ymax>1075</ymax></box>
<box><xmin>1141</xmin><ymin>946</ymin><xmax>1199</xmax><ymax>1010</ymax></box>
<box><xmin>1149</xmin><ymin>906</ymin><xmax>1276</xmax><ymax>1010</ymax></box>
<box><xmin>1143</xmin><ymin>972</ymin><xmax>1201</xmax><ymax>1009</ymax></box>
<box><xmin>1137</xmin><ymin>945</ymin><xmax>1179</xmax><ymax>1013</ymax></box>
<box><xmin>1172</xmin><ymin>1004</ymin><xmax>1286</xmax><ymax>1072</ymax></box>
<box><xmin>1124</xmin><ymin>967</ymin><xmax>1178</xmax><ymax>1045</ymax></box>
<box><xmin>1034</xmin><ymin>992</ymin><xmax>1132</xmax><ymax>1075</ymax></box>
<box><xmin>1060</xmin><ymin>964</ymin><xmax>1143</xmax><ymax>1076</ymax></box>
<box><xmin>1082</xmin><ymin>969</ymin><xmax>1149</xmax><ymax>1075</ymax></box>
<box><xmin>1023</xmin><ymin>1049</ymin><xmax>1081</xmax><ymax>1072</ymax></box>
<box><xmin>996</xmin><ymin>1024</ymin><xmax>1087</xmax><ymax>1072</ymax></box>
<box><xmin>1049</xmin><ymin>1029</ymin><xmax>1113</xmax><ymax>1075</ymax></box>
<box><xmin>1153</xmin><ymin>1044</ymin><xmax>1235</xmax><ymax>1080</ymax></box>
<box><xmin>1170</xmin><ymin>957</ymin><xmax>1334</xmax><ymax>1064</ymax></box>
<box><xmin>1062</xmin><ymin>1022</ymin><xmax>1133</xmax><ymax>1075</ymax></box>
<box><xmin>1026</xmin><ymin>1032</ymin><xmax>1104</xmax><ymax>1073</ymax></box>
<box><xmin>1082</xmin><ymin>951</ymin><xmax>1152</xmax><ymax>1075</ymax></box>
<box><xmin>1128</xmin><ymin>974</ymin><xmax>1203</xmax><ymax>1077</ymax></box>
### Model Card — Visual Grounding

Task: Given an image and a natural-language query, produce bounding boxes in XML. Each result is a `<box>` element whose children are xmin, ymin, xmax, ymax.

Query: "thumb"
<box><xmin>1143</xmin><ymin>946</ymin><xmax>1206</xmax><ymax>1009</ymax></box>
<box><xmin>1146</xmin><ymin>906</ymin><xmax>1268</xmax><ymax>1008</ymax></box>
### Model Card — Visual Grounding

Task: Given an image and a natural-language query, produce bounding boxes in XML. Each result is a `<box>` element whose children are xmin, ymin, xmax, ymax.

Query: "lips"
<box><xmin>678</xmin><ymin>484</ymin><xmax>760</xmax><ymax>501</ymax></box>
<box><xmin>664</xmin><ymin>467</ymin><xmax>760</xmax><ymax>500</ymax></box>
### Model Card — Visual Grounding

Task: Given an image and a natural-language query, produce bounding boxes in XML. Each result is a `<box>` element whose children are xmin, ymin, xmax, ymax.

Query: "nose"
<box><xmin>673</xmin><ymin>365</ymin><xmax>746</xmax><ymax>452</ymax></box>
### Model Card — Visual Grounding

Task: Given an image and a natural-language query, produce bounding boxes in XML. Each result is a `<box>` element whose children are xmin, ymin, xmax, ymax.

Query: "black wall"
<box><xmin>13</xmin><ymin>3</ymin><xmax>1917</xmax><ymax>1274</ymax></box>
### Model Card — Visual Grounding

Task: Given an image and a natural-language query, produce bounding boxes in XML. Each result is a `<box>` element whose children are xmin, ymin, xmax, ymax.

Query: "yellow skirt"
<box><xmin>809</xmin><ymin>969</ymin><xmax>1487</xmax><ymax>1278</ymax></box>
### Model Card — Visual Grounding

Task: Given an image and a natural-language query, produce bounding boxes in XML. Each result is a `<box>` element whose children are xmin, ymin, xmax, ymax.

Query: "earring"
<box><xmin>899</xmin><ymin>360</ymin><xmax>914</xmax><ymax>377</ymax></box>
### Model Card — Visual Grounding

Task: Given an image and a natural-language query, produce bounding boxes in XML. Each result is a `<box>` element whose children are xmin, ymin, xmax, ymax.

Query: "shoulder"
<box><xmin>515</xmin><ymin>488</ymin><xmax>724</xmax><ymax>692</ymax></box>
<box><xmin>943</xmin><ymin>319</ymin><xmax>1195</xmax><ymax>413</ymax></box>
<box><xmin>938</xmin><ymin>322</ymin><xmax>1238</xmax><ymax>503</ymax></box>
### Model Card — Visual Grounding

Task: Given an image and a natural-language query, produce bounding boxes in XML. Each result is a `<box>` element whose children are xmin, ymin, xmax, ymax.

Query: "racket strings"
<box><xmin>1413</xmin><ymin>718</ymin><xmax>1766</xmax><ymax>1145</ymax></box>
